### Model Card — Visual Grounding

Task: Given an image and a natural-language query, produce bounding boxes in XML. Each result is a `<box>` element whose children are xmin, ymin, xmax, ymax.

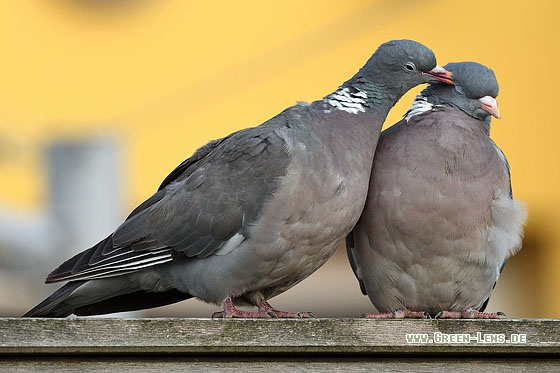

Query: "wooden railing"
<box><xmin>1</xmin><ymin>318</ymin><xmax>559</xmax><ymax>370</ymax></box>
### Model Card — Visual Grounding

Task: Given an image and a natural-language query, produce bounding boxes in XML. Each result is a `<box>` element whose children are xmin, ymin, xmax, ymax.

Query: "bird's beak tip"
<box><xmin>424</xmin><ymin>65</ymin><xmax>453</xmax><ymax>85</ymax></box>
<box><xmin>478</xmin><ymin>96</ymin><xmax>501</xmax><ymax>119</ymax></box>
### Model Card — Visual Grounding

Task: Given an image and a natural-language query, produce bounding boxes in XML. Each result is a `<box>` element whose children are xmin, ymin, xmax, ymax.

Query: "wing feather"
<box><xmin>45</xmin><ymin>114</ymin><xmax>295</xmax><ymax>283</ymax></box>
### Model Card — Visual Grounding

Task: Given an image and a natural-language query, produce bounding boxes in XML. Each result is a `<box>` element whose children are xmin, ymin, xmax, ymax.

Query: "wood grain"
<box><xmin>1</xmin><ymin>318</ymin><xmax>558</xmax><ymax>370</ymax></box>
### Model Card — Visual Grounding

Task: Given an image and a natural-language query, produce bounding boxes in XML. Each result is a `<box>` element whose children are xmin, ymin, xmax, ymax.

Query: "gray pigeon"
<box><xmin>23</xmin><ymin>40</ymin><xmax>452</xmax><ymax>318</ymax></box>
<box><xmin>346</xmin><ymin>62</ymin><xmax>527</xmax><ymax>319</ymax></box>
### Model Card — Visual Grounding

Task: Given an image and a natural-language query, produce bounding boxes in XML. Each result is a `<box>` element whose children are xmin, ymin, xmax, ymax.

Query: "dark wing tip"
<box><xmin>345</xmin><ymin>231</ymin><xmax>368</xmax><ymax>296</ymax></box>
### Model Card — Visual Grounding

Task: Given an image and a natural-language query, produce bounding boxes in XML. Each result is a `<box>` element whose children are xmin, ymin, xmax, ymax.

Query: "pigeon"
<box><xmin>23</xmin><ymin>39</ymin><xmax>452</xmax><ymax>318</ymax></box>
<box><xmin>346</xmin><ymin>61</ymin><xmax>527</xmax><ymax>319</ymax></box>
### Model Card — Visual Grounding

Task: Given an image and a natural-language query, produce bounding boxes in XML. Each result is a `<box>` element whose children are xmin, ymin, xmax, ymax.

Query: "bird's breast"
<box><xmin>244</xmin><ymin>131</ymin><xmax>373</xmax><ymax>288</ymax></box>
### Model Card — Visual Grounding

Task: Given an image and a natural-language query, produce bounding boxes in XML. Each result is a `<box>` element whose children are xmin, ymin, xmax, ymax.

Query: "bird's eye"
<box><xmin>455</xmin><ymin>85</ymin><xmax>465</xmax><ymax>95</ymax></box>
<box><xmin>403</xmin><ymin>62</ymin><xmax>416</xmax><ymax>72</ymax></box>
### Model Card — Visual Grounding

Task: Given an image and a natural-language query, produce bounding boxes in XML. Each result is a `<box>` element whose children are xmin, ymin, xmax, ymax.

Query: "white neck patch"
<box><xmin>324</xmin><ymin>87</ymin><xmax>368</xmax><ymax>114</ymax></box>
<box><xmin>405</xmin><ymin>95</ymin><xmax>436</xmax><ymax>122</ymax></box>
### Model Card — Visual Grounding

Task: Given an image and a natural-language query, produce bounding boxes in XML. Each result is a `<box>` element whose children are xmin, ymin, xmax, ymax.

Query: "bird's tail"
<box><xmin>22</xmin><ymin>281</ymin><xmax>87</xmax><ymax>317</ymax></box>
<box><xmin>22</xmin><ymin>279</ymin><xmax>192</xmax><ymax>318</ymax></box>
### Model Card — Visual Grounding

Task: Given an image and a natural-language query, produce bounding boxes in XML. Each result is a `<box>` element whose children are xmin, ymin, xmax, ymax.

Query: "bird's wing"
<box><xmin>490</xmin><ymin>139</ymin><xmax>513</xmax><ymax>198</ymax></box>
<box><xmin>46</xmin><ymin>119</ymin><xmax>293</xmax><ymax>283</ymax></box>
<box><xmin>345</xmin><ymin>231</ymin><xmax>367</xmax><ymax>295</ymax></box>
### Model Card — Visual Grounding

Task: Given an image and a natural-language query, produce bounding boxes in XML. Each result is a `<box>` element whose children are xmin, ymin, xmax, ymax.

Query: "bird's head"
<box><xmin>354</xmin><ymin>39</ymin><xmax>453</xmax><ymax>96</ymax></box>
<box><xmin>428</xmin><ymin>61</ymin><xmax>501</xmax><ymax>122</ymax></box>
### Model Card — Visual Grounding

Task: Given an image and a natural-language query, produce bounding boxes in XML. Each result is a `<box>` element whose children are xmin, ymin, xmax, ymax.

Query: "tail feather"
<box><xmin>22</xmin><ymin>281</ymin><xmax>87</xmax><ymax>317</ymax></box>
<box><xmin>73</xmin><ymin>289</ymin><xmax>192</xmax><ymax>316</ymax></box>
<box><xmin>22</xmin><ymin>280</ymin><xmax>193</xmax><ymax>318</ymax></box>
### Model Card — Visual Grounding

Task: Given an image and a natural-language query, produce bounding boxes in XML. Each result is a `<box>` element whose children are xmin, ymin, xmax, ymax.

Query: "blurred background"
<box><xmin>0</xmin><ymin>0</ymin><xmax>556</xmax><ymax>318</ymax></box>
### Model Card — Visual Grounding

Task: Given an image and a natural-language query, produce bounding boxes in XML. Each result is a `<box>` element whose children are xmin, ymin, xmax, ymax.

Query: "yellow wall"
<box><xmin>0</xmin><ymin>1</ymin><xmax>558</xmax><ymax>316</ymax></box>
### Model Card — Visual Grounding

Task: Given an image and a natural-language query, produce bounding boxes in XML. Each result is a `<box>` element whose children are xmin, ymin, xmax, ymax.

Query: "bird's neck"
<box><xmin>405</xmin><ymin>94</ymin><xmax>440</xmax><ymax>122</ymax></box>
<box><xmin>323</xmin><ymin>79</ymin><xmax>402</xmax><ymax>121</ymax></box>
<box><xmin>407</xmin><ymin>93</ymin><xmax>492</xmax><ymax>136</ymax></box>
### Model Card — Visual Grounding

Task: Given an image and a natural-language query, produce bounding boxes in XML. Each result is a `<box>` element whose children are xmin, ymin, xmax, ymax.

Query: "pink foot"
<box><xmin>212</xmin><ymin>299</ymin><xmax>276</xmax><ymax>318</ymax></box>
<box><xmin>258</xmin><ymin>300</ymin><xmax>315</xmax><ymax>318</ymax></box>
<box><xmin>363</xmin><ymin>309</ymin><xmax>430</xmax><ymax>319</ymax></box>
<box><xmin>435</xmin><ymin>308</ymin><xmax>506</xmax><ymax>319</ymax></box>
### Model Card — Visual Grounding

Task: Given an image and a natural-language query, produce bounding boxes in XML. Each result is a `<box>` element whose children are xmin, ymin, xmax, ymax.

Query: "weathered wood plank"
<box><xmin>2</xmin><ymin>357</ymin><xmax>560</xmax><ymax>372</ymax></box>
<box><xmin>1</xmin><ymin>318</ymin><xmax>559</xmax><ymax>356</ymax></box>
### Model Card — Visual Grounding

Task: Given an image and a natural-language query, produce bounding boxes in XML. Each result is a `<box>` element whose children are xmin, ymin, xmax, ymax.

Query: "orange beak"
<box><xmin>424</xmin><ymin>65</ymin><xmax>453</xmax><ymax>85</ymax></box>
<box><xmin>478</xmin><ymin>96</ymin><xmax>501</xmax><ymax>119</ymax></box>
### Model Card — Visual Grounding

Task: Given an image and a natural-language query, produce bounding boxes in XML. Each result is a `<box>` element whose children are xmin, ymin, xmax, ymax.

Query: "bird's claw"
<box><xmin>213</xmin><ymin>298</ymin><xmax>313</xmax><ymax>318</ymax></box>
<box><xmin>211</xmin><ymin>311</ymin><xmax>225</xmax><ymax>319</ymax></box>
<box><xmin>211</xmin><ymin>309</ymin><xmax>277</xmax><ymax>319</ymax></box>
<box><xmin>257</xmin><ymin>300</ymin><xmax>315</xmax><ymax>318</ymax></box>
<box><xmin>435</xmin><ymin>308</ymin><xmax>506</xmax><ymax>319</ymax></box>
<box><xmin>212</xmin><ymin>298</ymin><xmax>277</xmax><ymax>318</ymax></box>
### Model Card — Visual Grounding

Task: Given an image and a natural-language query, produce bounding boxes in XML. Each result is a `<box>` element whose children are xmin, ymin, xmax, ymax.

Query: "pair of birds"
<box><xmin>24</xmin><ymin>39</ymin><xmax>526</xmax><ymax>319</ymax></box>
